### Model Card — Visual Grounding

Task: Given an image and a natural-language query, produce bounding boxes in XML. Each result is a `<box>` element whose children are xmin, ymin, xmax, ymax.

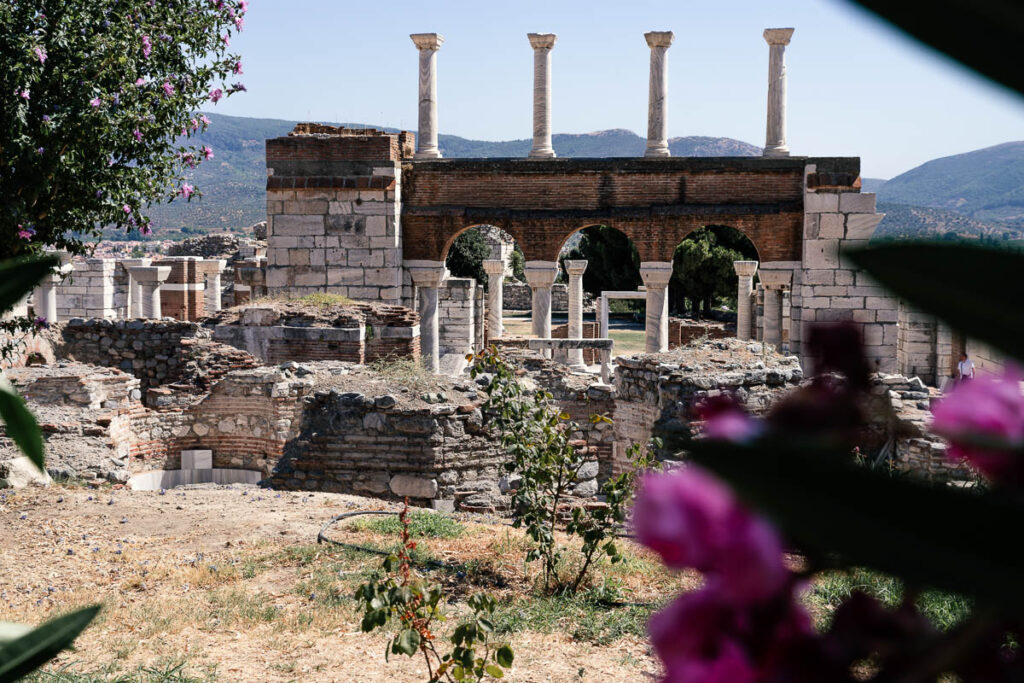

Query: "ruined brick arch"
<box><xmin>670</xmin><ymin>223</ymin><xmax>763</xmax><ymax>262</ymax></box>
<box><xmin>439</xmin><ymin>223</ymin><xmax>522</xmax><ymax>263</ymax></box>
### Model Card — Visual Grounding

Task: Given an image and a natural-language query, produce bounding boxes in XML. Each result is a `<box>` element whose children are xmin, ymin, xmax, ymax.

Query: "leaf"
<box><xmin>0</xmin><ymin>378</ymin><xmax>45</xmax><ymax>472</ymax></box>
<box><xmin>0</xmin><ymin>605</ymin><xmax>100</xmax><ymax>681</ymax></box>
<box><xmin>485</xmin><ymin>663</ymin><xmax>505</xmax><ymax>678</ymax></box>
<box><xmin>393</xmin><ymin>628</ymin><xmax>420</xmax><ymax>656</ymax></box>
<box><xmin>496</xmin><ymin>645</ymin><xmax>514</xmax><ymax>668</ymax></box>
<box><xmin>688</xmin><ymin>439</ymin><xmax>1024</xmax><ymax>614</ymax></box>
<box><xmin>0</xmin><ymin>256</ymin><xmax>59</xmax><ymax>315</ymax></box>
<box><xmin>847</xmin><ymin>244</ymin><xmax>1024</xmax><ymax>363</ymax></box>
<box><xmin>850</xmin><ymin>0</ymin><xmax>1024</xmax><ymax>96</ymax></box>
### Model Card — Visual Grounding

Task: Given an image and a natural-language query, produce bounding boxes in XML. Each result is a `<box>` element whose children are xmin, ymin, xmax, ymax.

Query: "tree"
<box><xmin>1</xmin><ymin>0</ymin><xmax>248</xmax><ymax>261</ymax></box>
<box><xmin>561</xmin><ymin>226</ymin><xmax>641</xmax><ymax>296</ymax></box>
<box><xmin>671</xmin><ymin>227</ymin><xmax>757</xmax><ymax>318</ymax></box>
<box><xmin>445</xmin><ymin>227</ymin><xmax>491</xmax><ymax>286</ymax></box>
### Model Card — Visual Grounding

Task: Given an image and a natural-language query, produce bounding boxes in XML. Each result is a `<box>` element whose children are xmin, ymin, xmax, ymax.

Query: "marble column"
<box><xmin>33</xmin><ymin>274</ymin><xmax>60</xmax><ymax>324</ymax></box>
<box><xmin>482</xmin><ymin>259</ymin><xmax>505</xmax><ymax>341</ymax></box>
<box><xmin>564</xmin><ymin>259</ymin><xmax>588</xmax><ymax>368</ymax></box>
<box><xmin>406</xmin><ymin>261</ymin><xmax>447</xmax><ymax>372</ymax></box>
<box><xmin>644</xmin><ymin>31</ymin><xmax>674</xmax><ymax>158</ymax></box>
<box><xmin>524</xmin><ymin>261</ymin><xmax>559</xmax><ymax>356</ymax></box>
<box><xmin>198</xmin><ymin>259</ymin><xmax>227</xmax><ymax>314</ymax></box>
<box><xmin>599</xmin><ymin>293</ymin><xmax>609</xmax><ymax>339</ymax></box>
<box><xmin>527</xmin><ymin>33</ymin><xmax>557</xmax><ymax>158</ymax></box>
<box><xmin>759</xmin><ymin>269</ymin><xmax>791</xmax><ymax>348</ymax></box>
<box><xmin>129</xmin><ymin>266</ymin><xmax>171</xmax><ymax>319</ymax></box>
<box><xmin>640</xmin><ymin>262</ymin><xmax>673</xmax><ymax>353</ymax></box>
<box><xmin>733</xmin><ymin>260</ymin><xmax>758</xmax><ymax>341</ymax></box>
<box><xmin>410</xmin><ymin>33</ymin><xmax>445</xmax><ymax>159</ymax></box>
<box><xmin>120</xmin><ymin>258</ymin><xmax>151</xmax><ymax>318</ymax></box>
<box><xmin>762</xmin><ymin>28</ymin><xmax>794</xmax><ymax>158</ymax></box>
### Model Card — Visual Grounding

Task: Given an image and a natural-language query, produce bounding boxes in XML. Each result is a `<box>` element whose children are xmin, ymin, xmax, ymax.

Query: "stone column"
<box><xmin>482</xmin><ymin>259</ymin><xmax>505</xmax><ymax>341</ymax></box>
<box><xmin>197</xmin><ymin>259</ymin><xmax>227</xmax><ymax>314</ymax></box>
<box><xmin>33</xmin><ymin>274</ymin><xmax>60</xmax><ymax>324</ymax></box>
<box><xmin>733</xmin><ymin>260</ymin><xmax>758</xmax><ymax>341</ymax></box>
<box><xmin>128</xmin><ymin>266</ymin><xmax>171</xmax><ymax>319</ymax></box>
<box><xmin>527</xmin><ymin>33</ymin><xmax>557</xmax><ymax>158</ymax></box>
<box><xmin>120</xmin><ymin>258</ymin><xmax>151</xmax><ymax>318</ymax></box>
<box><xmin>564</xmin><ymin>259</ymin><xmax>588</xmax><ymax>368</ymax></box>
<box><xmin>411</xmin><ymin>33</ymin><xmax>444</xmax><ymax>159</ymax></box>
<box><xmin>524</xmin><ymin>261</ymin><xmax>559</xmax><ymax>356</ymax></box>
<box><xmin>762</xmin><ymin>28</ymin><xmax>794</xmax><ymax>158</ymax></box>
<box><xmin>640</xmin><ymin>262</ymin><xmax>673</xmax><ymax>353</ymax></box>
<box><xmin>599</xmin><ymin>293</ymin><xmax>609</xmax><ymax>339</ymax></box>
<box><xmin>644</xmin><ymin>31</ymin><xmax>674</xmax><ymax>158</ymax></box>
<box><xmin>406</xmin><ymin>261</ymin><xmax>447</xmax><ymax>372</ymax></box>
<box><xmin>759</xmin><ymin>269</ymin><xmax>791</xmax><ymax>348</ymax></box>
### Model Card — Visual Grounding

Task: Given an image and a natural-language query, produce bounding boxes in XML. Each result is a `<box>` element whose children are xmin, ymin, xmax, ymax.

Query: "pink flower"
<box><xmin>633</xmin><ymin>468</ymin><xmax>788</xmax><ymax>603</ymax></box>
<box><xmin>90</xmin><ymin>97</ymin><xmax>101</xmax><ymax>107</ymax></box>
<box><xmin>932</xmin><ymin>370</ymin><xmax>1024</xmax><ymax>483</ymax></box>
<box><xmin>17</xmin><ymin>225</ymin><xmax>35</xmax><ymax>240</ymax></box>
<box><xmin>233</xmin><ymin>60</ymin><xmax>243</xmax><ymax>74</ymax></box>
<box><xmin>133</xmin><ymin>129</ymin><xmax>143</xmax><ymax>142</ymax></box>
<box><xmin>222</xmin><ymin>34</ymin><xmax>230</xmax><ymax>46</ymax></box>
<box><xmin>190</xmin><ymin>118</ymin><xmax>198</xmax><ymax>131</ymax></box>
<box><xmin>208</xmin><ymin>88</ymin><xmax>223</xmax><ymax>103</ymax></box>
<box><xmin>140</xmin><ymin>224</ymin><xmax>152</xmax><ymax>236</ymax></box>
<box><xmin>136</xmin><ymin>77</ymin><xmax>145</xmax><ymax>86</ymax></box>
<box><xmin>123</xmin><ymin>204</ymin><xmax>132</xmax><ymax>214</ymax></box>
<box><xmin>34</xmin><ymin>316</ymin><xmax>49</xmax><ymax>330</ymax></box>
<box><xmin>698</xmin><ymin>397</ymin><xmax>763</xmax><ymax>443</ymax></box>
<box><xmin>234</xmin><ymin>15</ymin><xmax>244</xmax><ymax>31</ymax></box>
<box><xmin>34</xmin><ymin>47</ymin><xmax>47</xmax><ymax>64</ymax></box>
<box><xmin>202</xmin><ymin>146</ymin><xmax>214</xmax><ymax>160</ymax></box>
<box><xmin>180</xmin><ymin>184</ymin><xmax>194</xmax><ymax>199</ymax></box>
<box><xmin>200</xmin><ymin>114</ymin><xmax>212</xmax><ymax>126</ymax></box>
<box><xmin>162</xmin><ymin>81</ymin><xmax>175</xmax><ymax>97</ymax></box>
<box><xmin>239</xmin><ymin>0</ymin><xmax>248</xmax><ymax>12</ymax></box>
<box><xmin>141</xmin><ymin>35</ymin><xmax>152</xmax><ymax>58</ymax></box>
<box><xmin>20</xmin><ymin>90</ymin><xmax>30</xmax><ymax>99</ymax></box>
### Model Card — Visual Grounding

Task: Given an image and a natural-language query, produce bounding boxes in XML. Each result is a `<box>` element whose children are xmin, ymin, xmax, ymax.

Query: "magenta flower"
<box><xmin>135</xmin><ymin>77</ymin><xmax>146</xmax><ymax>86</ymax></box>
<box><xmin>17</xmin><ymin>225</ymin><xmax>36</xmax><ymax>240</ymax></box>
<box><xmin>162</xmin><ymin>81</ymin><xmax>175</xmax><ymax>97</ymax></box>
<box><xmin>201</xmin><ymin>114</ymin><xmax>212</xmax><ymax>126</ymax></box>
<box><xmin>233</xmin><ymin>60</ymin><xmax>243</xmax><ymax>75</ymax></box>
<box><xmin>932</xmin><ymin>370</ymin><xmax>1024</xmax><ymax>483</ymax></box>
<box><xmin>142</xmin><ymin>35</ymin><xmax>152</xmax><ymax>58</ymax></box>
<box><xmin>34</xmin><ymin>316</ymin><xmax>49</xmax><ymax>330</ymax></box>
<box><xmin>222</xmin><ymin>34</ymin><xmax>230</xmax><ymax>46</ymax></box>
<box><xmin>133</xmin><ymin>129</ymin><xmax>143</xmax><ymax>142</ymax></box>
<box><xmin>20</xmin><ymin>90</ymin><xmax>30</xmax><ymax>99</ymax></box>
<box><xmin>698</xmin><ymin>397</ymin><xmax>763</xmax><ymax>443</ymax></box>
<box><xmin>209</xmin><ymin>88</ymin><xmax>223</xmax><ymax>104</ymax></box>
<box><xmin>202</xmin><ymin>146</ymin><xmax>214</xmax><ymax>160</ymax></box>
<box><xmin>180</xmin><ymin>184</ymin><xmax>195</xmax><ymax>199</ymax></box>
<box><xmin>123</xmin><ymin>204</ymin><xmax>132</xmax><ymax>214</ymax></box>
<box><xmin>190</xmin><ymin>118</ymin><xmax>198</xmax><ymax>131</ymax></box>
<box><xmin>90</xmin><ymin>97</ymin><xmax>101</xmax><ymax>107</ymax></box>
<box><xmin>140</xmin><ymin>224</ymin><xmax>152</xmax><ymax>236</ymax></box>
<box><xmin>34</xmin><ymin>47</ymin><xmax>47</xmax><ymax>64</ymax></box>
<box><xmin>234</xmin><ymin>16</ymin><xmax>244</xmax><ymax>31</ymax></box>
<box><xmin>239</xmin><ymin>0</ymin><xmax>249</xmax><ymax>12</ymax></box>
<box><xmin>633</xmin><ymin>468</ymin><xmax>788</xmax><ymax>603</ymax></box>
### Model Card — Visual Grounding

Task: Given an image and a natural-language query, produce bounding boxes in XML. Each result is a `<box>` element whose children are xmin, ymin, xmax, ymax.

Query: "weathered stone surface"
<box><xmin>389</xmin><ymin>474</ymin><xmax>439</xmax><ymax>499</ymax></box>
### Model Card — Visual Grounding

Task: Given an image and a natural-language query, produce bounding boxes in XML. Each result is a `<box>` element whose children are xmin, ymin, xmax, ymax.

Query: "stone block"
<box><xmin>830</xmin><ymin>296</ymin><xmax>865</xmax><ymax>309</ymax></box>
<box><xmin>866</xmin><ymin>296</ymin><xmax>897</xmax><ymax>310</ymax></box>
<box><xmin>181</xmin><ymin>449</ymin><xmax>213</xmax><ymax>469</ymax></box>
<box><xmin>389</xmin><ymin>474</ymin><xmax>439</xmax><ymax>499</ymax></box>
<box><xmin>364</xmin><ymin>215</ymin><xmax>388</xmax><ymax>237</ymax></box>
<box><xmin>838</xmin><ymin>192</ymin><xmax>876</xmax><ymax>213</ymax></box>
<box><xmin>805</xmin><ymin>193</ymin><xmax>839</xmax><ymax>212</ymax></box>
<box><xmin>352</xmin><ymin>201</ymin><xmax>388</xmax><ymax>216</ymax></box>
<box><xmin>846</xmin><ymin>213</ymin><xmax>884</xmax><ymax>239</ymax></box>
<box><xmin>803</xmin><ymin>239</ymin><xmax>839</xmax><ymax>269</ymax></box>
<box><xmin>802</xmin><ymin>214</ymin><xmax>820</xmax><ymax>239</ymax></box>
<box><xmin>283</xmin><ymin>199</ymin><xmax>328</xmax><ymax>215</ymax></box>
<box><xmin>862</xmin><ymin>324</ymin><xmax>884</xmax><ymax>346</ymax></box>
<box><xmin>853</xmin><ymin>309</ymin><xmax>877</xmax><ymax>323</ymax></box>
<box><xmin>326</xmin><ymin>268</ymin><xmax>365</xmax><ymax>286</ymax></box>
<box><xmin>328</xmin><ymin>200</ymin><xmax>352</xmax><ymax>214</ymax></box>
<box><xmin>326</xmin><ymin>214</ymin><xmax>365</xmax><ymax>235</ymax></box>
<box><xmin>294</xmin><ymin>269</ymin><xmax>326</xmax><ymax>287</ymax></box>
<box><xmin>818</xmin><ymin>213</ymin><xmax>845</xmax><ymax>239</ymax></box>
<box><xmin>802</xmin><ymin>270</ymin><xmax>834</xmax><ymax>286</ymax></box>
<box><xmin>274</xmin><ymin>215</ymin><xmax>325</xmax><ymax>236</ymax></box>
<box><xmin>266</xmin><ymin>267</ymin><xmax>291</xmax><ymax>288</ymax></box>
<box><xmin>347</xmin><ymin>249</ymin><xmax>383</xmax><ymax>268</ymax></box>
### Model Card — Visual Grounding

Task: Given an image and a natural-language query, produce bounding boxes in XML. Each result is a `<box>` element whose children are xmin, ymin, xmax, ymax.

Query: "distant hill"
<box><xmin>860</xmin><ymin>177</ymin><xmax>888</xmax><ymax>193</ymax></box>
<box><xmin>877</xmin><ymin>142</ymin><xmax>1024</xmax><ymax>228</ymax></box>
<box><xmin>139</xmin><ymin>114</ymin><xmax>759</xmax><ymax>235</ymax></box>
<box><xmin>874</xmin><ymin>202</ymin><xmax>1023</xmax><ymax>241</ymax></box>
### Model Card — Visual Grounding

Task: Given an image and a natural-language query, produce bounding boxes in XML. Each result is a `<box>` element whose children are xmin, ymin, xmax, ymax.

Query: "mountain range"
<box><xmin>139</xmin><ymin>113</ymin><xmax>1023</xmax><ymax>244</ymax></box>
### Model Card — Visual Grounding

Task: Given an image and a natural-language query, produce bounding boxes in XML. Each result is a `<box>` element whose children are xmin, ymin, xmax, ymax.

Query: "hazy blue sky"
<box><xmin>219</xmin><ymin>0</ymin><xmax>1024</xmax><ymax>179</ymax></box>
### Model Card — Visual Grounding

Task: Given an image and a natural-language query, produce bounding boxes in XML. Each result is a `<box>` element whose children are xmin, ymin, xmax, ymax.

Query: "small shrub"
<box><xmin>351</xmin><ymin>511</ymin><xmax>465</xmax><ymax>539</ymax></box>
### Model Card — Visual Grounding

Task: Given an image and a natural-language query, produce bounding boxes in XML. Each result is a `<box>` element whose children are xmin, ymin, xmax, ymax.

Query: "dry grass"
<box><xmin>365</xmin><ymin>355</ymin><xmax>445</xmax><ymax>393</ymax></box>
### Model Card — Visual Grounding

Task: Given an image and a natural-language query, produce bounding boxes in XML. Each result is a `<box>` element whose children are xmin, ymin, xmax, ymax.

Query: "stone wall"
<box><xmin>264</xmin><ymin>126</ymin><xmax>406</xmax><ymax>302</ymax></box>
<box><xmin>503</xmin><ymin>281</ymin><xmax>568</xmax><ymax>312</ymax></box>
<box><xmin>55</xmin><ymin>259</ymin><xmax>124</xmax><ymax>320</ymax></box>
<box><xmin>438</xmin><ymin>278</ymin><xmax>480</xmax><ymax>359</ymax></box>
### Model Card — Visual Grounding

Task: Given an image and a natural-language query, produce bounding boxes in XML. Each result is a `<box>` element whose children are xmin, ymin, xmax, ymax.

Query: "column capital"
<box><xmin>639</xmin><ymin>261</ymin><xmax>673</xmax><ymax>288</ymax></box>
<box><xmin>482</xmin><ymin>259</ymin><xmax>506</xmax><ymax>276</ymax></box>
<box><xmin>411</xmin><ymin>33</ymin><xmax>444</xmax><ymax>50</ymax></box>
<box><xmin>128</xmin><ymin>265</ymin><xmax>171</xmax><ymax>284</ymax></box>
<box><xmin>527</xmin><ymin>33</ymin><xmax>557</xmax><ymax>50</ymax></box>
<box><xmin>405</xmin><ymin>260</ymin><xmax>447</xmax><ymax>288</ymax></box>
<box><xmin>563</xmin><ymin>259</ymin><xmax>588</xmax><ymax>277</ymax></box>
<box><xmin>197</xmin><ymin>258</ymin><xmax>228</xmax><ymax>275</ymax></box>
<box><xmin>763</xmin><ymin>28</ymin><xmax>794</xmax><ymax>46</ymax></box>
<box><xmin>733</xmin><ymin>260</ymin><xmax>759</xmax><ymax>277</ymax></box>
<box><xmin>759</xmin><ymin>269</ymin><xmax>792</xmax><ymax>289</ymax></box>
<box><xmin>523</xmin><ymin>260</ymin><xmax>559</xmax><ymax>288</ymax></box>
<box><xmin>645</xmin><ymin>31</ymin><xmax>674</xmax><ymax>48</ymax></box>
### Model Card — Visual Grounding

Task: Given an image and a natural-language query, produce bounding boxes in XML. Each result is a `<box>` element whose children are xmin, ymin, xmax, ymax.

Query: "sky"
<box><xmin>218</xmin><ymin>0</ymin><xmax>1024</xmax><ymax>179</ymax></box>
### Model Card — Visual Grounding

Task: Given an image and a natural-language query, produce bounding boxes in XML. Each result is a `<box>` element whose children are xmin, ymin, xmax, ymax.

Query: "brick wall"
<box><xmin>157</xmin><ymin>257</ymin><xmax>205</xmax><ymax>321</ymax></box>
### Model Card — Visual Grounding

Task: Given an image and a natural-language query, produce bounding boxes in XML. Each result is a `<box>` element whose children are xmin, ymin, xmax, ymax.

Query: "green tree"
<box><xmin>509</xmin><ymin>244</ymin><xmax>525</xmax><ymax>282</ymax></box>
<box><xmin>561</xmin><ymin>226</ymin><xmax>641</xmax><ymax>296</ymax></box>
<box><xmin>446</xmin><ymin>227</ymin><xmax>491</xmax><ymax>286</ymax></box>
<box><xmin>671</xmin><ymin>227</ymin><xmax>757</xmax><ymax>318</ymax></box>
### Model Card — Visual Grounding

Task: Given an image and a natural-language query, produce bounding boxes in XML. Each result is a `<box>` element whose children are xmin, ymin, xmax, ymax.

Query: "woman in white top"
<box><xmin>957</xmin><ymin>353</ymin><xmax>975</xmax><ymax>382</ymax></box>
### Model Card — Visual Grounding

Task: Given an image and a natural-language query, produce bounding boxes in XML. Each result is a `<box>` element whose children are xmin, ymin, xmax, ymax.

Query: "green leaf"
<box><xmin>0</xmin><ymin>378</ymin><xmax>44</xmax><ymax>471</ymax></box>
<box><xmin>688</xmin><ymin>439</ymin><xmax>1024</xmax><ymax>614</ymax></box>
<box><xmin>485</xmin><ymin>663</ymin><xmax>505</xmax><ymax>678</ymax></box>
<box><xmin>0</xmin><ymin>605</ymin><xmax>100</xmax><ymax>681</ymax></box>
<box><xmin>496</xmin><ymin>645</ymin><xmax>514</xmax><ymax>668</ymax></box>
<box><xmin>850</xmin><ymin>0</ymin><xmax>1024</xmax><ymax>96</ymax></box>
<box><xmin>0</xmin><ymin>256</ymin><xmax>59</xmax><ymax>315</ymax></box>
<box><xmin>392</xmin><ymin>628</ymin><xmax>420</xmax><ymax>656</ymax></box>
<box><xmin>846</xmin><ymin>244</ymin><xmax>1024</xmax><ymax>363</ymax></box>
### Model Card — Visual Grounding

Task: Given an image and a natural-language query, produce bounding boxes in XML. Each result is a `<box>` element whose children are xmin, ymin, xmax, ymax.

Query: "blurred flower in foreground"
<box><xmin>932</xmin><ymin>370</ymin><xmax>1024</xmax><ymax>484</ymax></box>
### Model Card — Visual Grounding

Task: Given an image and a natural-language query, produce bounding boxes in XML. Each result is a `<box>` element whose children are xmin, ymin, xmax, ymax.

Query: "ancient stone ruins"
<box><xmin>1</xmin><ymin>29</ymin><xmax>1001</xmax><ymax>498</ymax></box>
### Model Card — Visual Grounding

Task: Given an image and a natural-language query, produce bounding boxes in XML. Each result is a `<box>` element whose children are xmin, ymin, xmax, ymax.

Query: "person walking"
<box><xmin>957</xmin><ymin>352</ymin><xmax>975</xmax><ymax>383</ymax></box>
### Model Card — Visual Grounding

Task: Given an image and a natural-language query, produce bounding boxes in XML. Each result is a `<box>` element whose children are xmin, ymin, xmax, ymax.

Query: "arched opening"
<box><xmin>444</xmin><ymin>225</ymin><xmax>524</xmax><ymax>288</ymax></box>
<box><xmin>670</xmin><ymin>225</ymin><xmax>759</xmax><ymax>319</ymax></box>
<box><xmin>558</xmin><ymin>225</ymin><xmax>646</xmax><ymax>357</ymax></box>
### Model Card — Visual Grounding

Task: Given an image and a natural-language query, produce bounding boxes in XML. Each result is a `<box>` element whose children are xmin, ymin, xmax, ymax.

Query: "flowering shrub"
<box><xmin>354</xmin><ymin>501</ymin><xmax>514</xmax><ymax>682</ymax></box>
<box><xmin>470</xmin><ymin>347</ymin><xmax>658</xmax><ymax>592</ymax></box>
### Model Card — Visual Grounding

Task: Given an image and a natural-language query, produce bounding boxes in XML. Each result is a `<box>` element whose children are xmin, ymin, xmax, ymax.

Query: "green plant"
<box><xmin>351</xmin><ymin>510</ymin><xmax>465</xmax><ymax>539</ymax></box>
<box><xmin>354</xmin><ymin>500</ymin><xmax>513</xmax><ymax>682</ymax></box>
<box><xmin>470</xmin><ymin>348</ymin><xmax>658</xmax><ymax>592</ymax></box>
